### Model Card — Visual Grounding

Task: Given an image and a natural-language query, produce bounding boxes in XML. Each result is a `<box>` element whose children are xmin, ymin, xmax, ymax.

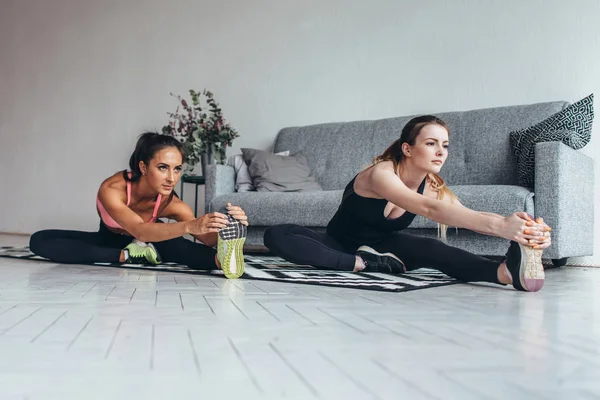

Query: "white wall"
<box><xmin>1</xmin><ymin>0</ymin><xmax>599</xmax><ymax>262</ymax></box>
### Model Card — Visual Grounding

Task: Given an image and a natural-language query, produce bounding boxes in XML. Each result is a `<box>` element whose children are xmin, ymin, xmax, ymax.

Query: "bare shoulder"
<box><xmin>99</xmin><ymin>171</ymin><xmax>127</xmax><ymax>191</ymax></box>
<box><xmin>363</xmin><ymin>160</ymin><xmax>396</xmax><ymax>177</ymax></box>
<box><xmin>97</xmin><ymin>171</ymin><xmax>127</xmax><ymax>202</ymax></box>
<box><xmin>355</xmin><ymin>161</ymin><xmax>399</xmax><ymax>197</ymax></box>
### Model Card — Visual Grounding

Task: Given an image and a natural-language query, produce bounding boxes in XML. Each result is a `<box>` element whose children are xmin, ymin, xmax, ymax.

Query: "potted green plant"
<box><xmin>162</xmin><ymin>89</ymin><xmax>240</xmax><ymax>175</ymax></box>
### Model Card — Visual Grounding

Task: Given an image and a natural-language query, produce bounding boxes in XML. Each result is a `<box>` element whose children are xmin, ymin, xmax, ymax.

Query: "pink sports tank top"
<box><xmin>96</xmin><ymin>172</ymin><xmax>162</xmax><ymax>230</ymax></box>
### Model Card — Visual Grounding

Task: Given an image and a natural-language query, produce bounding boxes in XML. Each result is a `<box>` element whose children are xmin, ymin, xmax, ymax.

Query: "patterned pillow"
<box><xmin>509</xmin><ymin>94</ymin><xmax>594</xmax><ymax>187</ymax></box>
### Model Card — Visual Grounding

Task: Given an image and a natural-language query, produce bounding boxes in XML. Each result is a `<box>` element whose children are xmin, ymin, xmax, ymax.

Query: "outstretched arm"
<box><xmin>451</xmin><ymin>199</ymin><xmax>551</xmax><ymax>249</ymax></box>
<box><xmin>162</xmin><ymin>198</ymin><xmax>218</xmax><ymax>246</ymax></box>
<box><xmin>98</xmin><ymin>185</ymin><xmax>229</xmax><ymax>244</ymax></box>
<box><xmin>165</xmin><ymin>200</ymin><xmax>249</xmax><ymax>247</ymax></box>
<box><xmin>368</xmin><ymin>167</ymin><xmax>539</xmax><ymax>246</ymax></box>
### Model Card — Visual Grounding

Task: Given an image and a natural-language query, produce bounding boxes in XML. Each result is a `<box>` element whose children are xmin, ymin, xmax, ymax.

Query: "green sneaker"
<box><xmin>217</xmin><ymin>208</ymin><xmax>247</xmax><ymax>279</ymax></box>
<box><xmin>124</xmin><ymin>240</ymin><xmax>161</xmax><ymax>265</ymax></box>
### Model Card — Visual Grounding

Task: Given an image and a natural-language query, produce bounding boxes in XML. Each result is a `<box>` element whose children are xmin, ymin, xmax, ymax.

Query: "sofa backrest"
<box><xmin>273</xmin><ymin>101</ymin><xmax>568</xmax><ymax>190</ymax></box>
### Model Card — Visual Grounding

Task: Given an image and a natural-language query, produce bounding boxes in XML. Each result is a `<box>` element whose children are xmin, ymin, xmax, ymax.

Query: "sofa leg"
<box><xmin>551</xmin><ymin>258</ymin><xmax>569</xmax><ymax>268</ymax></box>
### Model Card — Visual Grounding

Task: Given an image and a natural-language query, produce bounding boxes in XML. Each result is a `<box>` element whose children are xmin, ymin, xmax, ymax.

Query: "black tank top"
<box><xmin>326</xmin><ymin>174</ymin><xmax>427</xmax><ymax>248</ymax></box>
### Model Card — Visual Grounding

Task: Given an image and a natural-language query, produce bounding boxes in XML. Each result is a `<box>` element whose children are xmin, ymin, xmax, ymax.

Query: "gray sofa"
<box><xmin>206</xmin><ymin>101</ymin><xmax>594</xmax><ymax>266</ymax></box>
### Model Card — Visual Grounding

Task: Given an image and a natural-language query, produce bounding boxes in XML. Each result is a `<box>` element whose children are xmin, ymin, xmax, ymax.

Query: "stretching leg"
<box><xmin>29</xmin><ymin>227</ymin><xmax>131</xmax><ymax>264</ymax></box>
<box><xmin>264</xmin><ymin>224</ymin><xmax>356</xmax><ymax>271</ymax></box>
<box><xmin>373</xmin><ymin>232</ymin><xmax>504</xmax><ymax>284</ymax></box>
<box><xmin>151</xmin><ymin>237</ymin><xmax>218</xmax><ymax>271</ymax></box>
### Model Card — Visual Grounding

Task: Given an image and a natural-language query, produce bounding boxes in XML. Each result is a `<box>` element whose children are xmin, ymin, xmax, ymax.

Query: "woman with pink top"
<box><xmin>29</xmin><ymin>132</ymin><xmax>249</xmax><ymax>279</ymax></box>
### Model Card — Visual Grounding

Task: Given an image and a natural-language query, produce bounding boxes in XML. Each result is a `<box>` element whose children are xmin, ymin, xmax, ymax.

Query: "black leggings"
<box><xmin>29</xmin><ymin>222</ymin><xmax>218</xmax><ymax>270</ymax></box>
<box><xmin>264</xmin><ymin>224</ymin><xmax>502</xmax><ymax>284</ymax></box>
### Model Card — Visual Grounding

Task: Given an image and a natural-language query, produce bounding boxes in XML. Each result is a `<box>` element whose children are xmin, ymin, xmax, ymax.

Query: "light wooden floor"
<box><xmin>0</xmin><ymin>234</ymin><xmax>598</xmax><ymax>400</ymax></box>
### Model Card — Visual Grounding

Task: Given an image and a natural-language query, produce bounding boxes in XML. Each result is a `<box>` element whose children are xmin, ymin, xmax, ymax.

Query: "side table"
<box><xmin>179</xmin><ymin>175</ymin><xmax>205</xmax><ymax>217</ymax></box>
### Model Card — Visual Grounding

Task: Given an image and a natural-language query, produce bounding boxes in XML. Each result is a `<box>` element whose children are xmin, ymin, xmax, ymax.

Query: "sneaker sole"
<box><xmin>518</xmin><ymin>243</ymin><xmax>545</xmax><ymax>292</ymax></box>
<box><xmin>356</xmin><ymin>245</ymin><xmax>406</xmax><ymax>273</ymax></box>
<box><xmin>217</xmin><ymin>218</ymin><xmax>246</xmax><ymax>279</ymax></box>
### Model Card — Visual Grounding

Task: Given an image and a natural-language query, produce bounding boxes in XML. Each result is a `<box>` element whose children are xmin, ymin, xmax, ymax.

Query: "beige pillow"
<box><xmin>227</xmin><ymin>150</ymin><xmax>289</xmax><ymax>192</ymax></box>
<box><xmin>241</xmin><ymin>148</ymin><xmax>322</xmax><ymax>192</ymax></box>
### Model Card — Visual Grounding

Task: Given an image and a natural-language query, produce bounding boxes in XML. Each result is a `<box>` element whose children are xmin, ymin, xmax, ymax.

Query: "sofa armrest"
<box><xmin>534</xmin><ymin>141</ymin><xmax>594</xmax><ymax>259</ymax></box>
<box><xmin>205</xmin><ymin>164</ymin><xmax>235</xmax><ymax>214</ymax></box>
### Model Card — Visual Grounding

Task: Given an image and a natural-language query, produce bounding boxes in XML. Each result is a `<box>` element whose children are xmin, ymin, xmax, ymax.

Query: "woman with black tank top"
<box><xmin>264</xmin><ymin>116</ymin><xmax>552</xmax><ymax>292</ymax></box>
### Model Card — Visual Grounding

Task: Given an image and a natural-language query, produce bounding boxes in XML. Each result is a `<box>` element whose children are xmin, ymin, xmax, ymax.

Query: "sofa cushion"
<box><xmin>409</xmin><ymin>185</ymin><xmax>535</xmax><ymax>229</ymax></box>
<box><xmin>209</xmin><ymin>191</ymin><xmax>343</xmax><ymax>226</ymax></box>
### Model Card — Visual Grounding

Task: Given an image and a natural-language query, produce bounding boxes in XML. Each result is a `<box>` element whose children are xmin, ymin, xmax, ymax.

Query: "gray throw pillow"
<box><xmin>509</xmin><ymin>93</ymin><xmax>594</xmax><ymax>187</ymax></box>
<box><xmin>227</xmin><ymin>151</ymin><xmax>290</xmax><ymax>192</ymax></box>
<box><xmin>241</xmin><ymin>148</ymin><xmax>322</xmax><ymax>192</ymax></box>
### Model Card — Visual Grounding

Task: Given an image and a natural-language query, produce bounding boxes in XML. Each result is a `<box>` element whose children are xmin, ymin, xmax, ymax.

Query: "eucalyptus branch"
<box><xmin>162</xmin><ymin>89</ymin><xmax>240</xmax><ymax>172</ymax></box>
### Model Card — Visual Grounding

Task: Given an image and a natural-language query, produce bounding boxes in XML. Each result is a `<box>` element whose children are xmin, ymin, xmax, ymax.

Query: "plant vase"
<box><xmin>200</xmin><ymin>146</ymin><xmax>215</xmax><ymax>177</ymax></box>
